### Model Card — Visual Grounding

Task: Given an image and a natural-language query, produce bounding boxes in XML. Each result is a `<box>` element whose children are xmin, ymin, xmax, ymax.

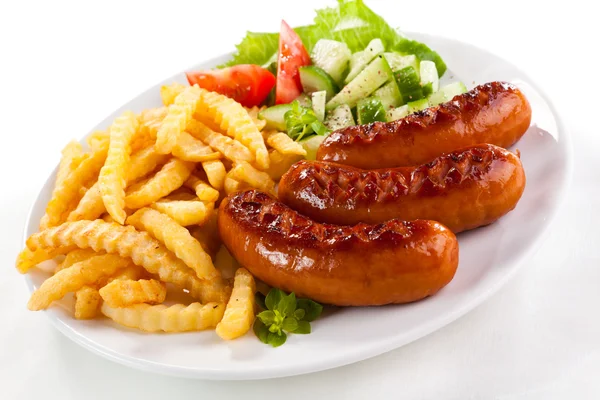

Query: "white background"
<box><xmin>1</xmin><ymin>1</ymin><xmax>598</xmax><ymax>399</ymax></box>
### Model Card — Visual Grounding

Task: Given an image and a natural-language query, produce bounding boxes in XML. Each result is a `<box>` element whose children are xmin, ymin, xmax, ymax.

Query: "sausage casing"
<box><xmin>218</xmin><ymin>190</ymin><xmax>459</xmax><ymax>306</ymax></box>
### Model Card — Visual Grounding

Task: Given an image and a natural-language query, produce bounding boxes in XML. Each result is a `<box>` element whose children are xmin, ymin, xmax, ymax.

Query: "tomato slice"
<box><xmin>186</xmin><ymin>64</ymin><xmax>275</xmax><ymax>107</ymax></box>
<box><xmin>275</xmin><ymin>20</ymin><xmax>311</xmax><ymax>105</ymax></box>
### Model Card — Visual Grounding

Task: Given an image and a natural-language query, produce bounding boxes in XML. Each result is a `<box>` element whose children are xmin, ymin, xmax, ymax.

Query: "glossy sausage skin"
<box><xmin>218</xmin><ymin>190</ymin><xmax>459</xmax><ymax>306</ymax></box>
<box><xmin>317</xmin><ymin>81</ymin><xmax>532</xmax><ymax>169</ymax></box>
<box><xmin>280</xmin><ymin>144</ymin><xmax>525</xmax><ymax>233</ymax></box>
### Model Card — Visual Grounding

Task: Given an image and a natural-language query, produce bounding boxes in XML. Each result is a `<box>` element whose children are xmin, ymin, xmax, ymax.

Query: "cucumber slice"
<box><xmin>327</xmin><ymin>55</ymin><xmax>393</xmax><ymax>111</ymax></box>
<box><xmin>387</xmin><ymin>105</ymin><xmax>409</xmax><ymax>121</ymax></box>
<box><xmin>344</xmin><ymin>38</ymin><xmax>385</xmax><ymax>84</ymax></box>
<box><xmin>299</xmin><ymin>135</ymin><xmax>327</xmax><ymax>161</ymax></box>
<box><xmin>373</xmin><ymin>80</ymin><xmax>403</xmax><ymax>110</ymax></box>
<box><xmin>407</xmin><ymin>98</ymin><xmax>429</xmax><ymax>113</ymax></box>
<box><xmin>420</xmin><ymin>60</ymin><xmax>439</xmax><ymax>94</ymax></box>
<box><xmin>310</xmin><ymin>39</ymin><xmax>351</xmax><ymax>85</ymax></box>
<box><xmin>324</xmin><ymin>104</ymin><xmax>355</xmax><ymax>131</ymax></box>
<box><xmin>294</xmin><ymin>93</ymin><xmax>312</xmax><ymax>108</ymax></box>
<box><xmin>428</xmin><ymin>82</ymin><xmax>468</xmax><ymax>106</ymax></box>
<box><xmin>357</xmin><ymin>97</ymin><xmax>387</xmax><ymax>124</ymax></box>
<box><xmin>299</xmin><ymin>66</ymin><xmax>338</xmax><ymax>101</ymax></box>
<box><xmin>383</xmin><ymin>53</ymin><xmax>419</xmax><ymax>73</ymax></box>
<box><xmin>311</xmin><ymin>91</ymin><xmax>327</xmax><ymax>122</ymax></box>
<box><xmin>258</xmin><ymin>104</ymin><xmax>292</xmax><ymax>131</ymax></box>
<box><xmin>394</xmin><ymin>66</ymin><xmax>424</xmax><ymax>103</ymax></box>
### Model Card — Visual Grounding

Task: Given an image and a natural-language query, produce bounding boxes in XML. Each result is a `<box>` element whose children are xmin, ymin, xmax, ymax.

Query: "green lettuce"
<box><xmin>221</xmin><ymin>0</ymin><xmax>446</xmax><ymax>77</ymax></box>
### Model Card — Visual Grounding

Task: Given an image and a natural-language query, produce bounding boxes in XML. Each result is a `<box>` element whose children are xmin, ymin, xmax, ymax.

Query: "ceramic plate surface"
<box><xmin>23</xmin><ymin>32</ymin><xmax>572</xmax><ymax>380</ymax></box>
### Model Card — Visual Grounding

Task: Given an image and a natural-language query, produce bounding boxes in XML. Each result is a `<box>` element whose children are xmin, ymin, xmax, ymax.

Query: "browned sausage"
<box><xmin>279</xmin><ymin>144</ymin><xmax>525</xmax><ymax>233</ymax></box>
<box><xmin>317</xmin><ymin>81</ymin><xmax>532</xmax><ymax>169</ymax></box>
<box><xmin>218</xmin><ymin>190</ymin><xmax>459</xmax><ymax>306</ymax></box>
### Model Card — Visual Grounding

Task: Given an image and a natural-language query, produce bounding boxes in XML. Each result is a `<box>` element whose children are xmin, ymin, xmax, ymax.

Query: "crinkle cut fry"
<box><xmin>26</xmin><ymin>220</ymin><xmax>231</xmax><ymax>303</ymax></box>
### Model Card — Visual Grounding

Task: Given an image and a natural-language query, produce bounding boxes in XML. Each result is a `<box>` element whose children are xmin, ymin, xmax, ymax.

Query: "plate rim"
<box><xmin>21</xmin><ymin>32</ymin><xmax>574</xmax><ymax>380</ymax></box>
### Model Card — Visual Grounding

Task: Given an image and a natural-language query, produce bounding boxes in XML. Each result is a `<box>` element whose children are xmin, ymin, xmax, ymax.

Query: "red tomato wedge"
<box><xmin>275</xmin><ymin>20</ymin><xmax>311</xmax><ymax>105</ymax></box>
<box><xmin>186</xmin><ymin>64</ymin><xmax>275</xmax><ymax>107</ymax></box>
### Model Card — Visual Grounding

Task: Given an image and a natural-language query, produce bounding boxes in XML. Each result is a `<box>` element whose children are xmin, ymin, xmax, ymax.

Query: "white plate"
<box><xmin>22</xmin><ymin>32</ymin><xmax>572</xmax><ymax>380</ymax></box>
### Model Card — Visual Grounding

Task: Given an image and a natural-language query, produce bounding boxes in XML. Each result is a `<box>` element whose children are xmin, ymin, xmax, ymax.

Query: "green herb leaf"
<box><xmin>284</xmin><ymin>101</ymin><xmax>330</xmax><ymax>141</ymax></box>
<box><xmin>296</xmin><ymin>298</ymin><xmax>324</xmax><ymax>322</ymax></box>
<box><xmin>277</xmin><ymin>292</ymin><xmax>297</xmax><ymax>316</ymax></box>
<box><xmin>257</xmin><ymin>310</ymin><xmax>276</xmax><ymax>325</ymax></box>
<box><xmin>295</xmin><ymin>320</ymin><xmax>312</xmax><ymax>334</ymax></box>
<box><xmin>253</xmin><ymin>319</ymin><xmax>270</xmax><ymax>344</ymax></box>
<box><xmin>267</xmin><ymin>331</ymin><xmax>287</xmax><ymax>347</ymax></box>
<box><xmin>282</xmin><ymin>317</ymin><xmax>299</xmax><ymax>332</ymax></box>
<box><xmin>294</xmin><ymin>308</ymin><xmax>306</xmax><ymax>320</ymax></box>
<box><xmin>255</xmin><ymin>293</ymin><xmax>267</xmax><ymax>311</ymax></box>
<box><xmin>265</xmin><ymin>288</ymin><xmax>285</xmax><ymax>311</ymax></box>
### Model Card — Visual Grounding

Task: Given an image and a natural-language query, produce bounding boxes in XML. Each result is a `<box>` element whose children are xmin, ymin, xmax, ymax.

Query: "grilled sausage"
<box><xmin>279</xmin><ymin>144</ymin><xmax>525</xmax><ymax>233</ymax></box>
<box><xmin>317</xmin><ymin>81</ymin><xmax>532</xmax><ymax>169</ymax></box>
<box><xmin>218</xmin><ymin>190</ymin><xmax>459</xmax><ymax>306</ymax></box>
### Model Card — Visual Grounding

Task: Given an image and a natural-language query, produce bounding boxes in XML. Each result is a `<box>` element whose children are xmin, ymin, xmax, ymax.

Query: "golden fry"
<box><xmin>125</xmin><ymin>158</ymin><xmax>193</xmax><ymax>210</ymax></box>
<box><xmin>229</xmin><ymin>161</ymin><xmax>275</xmax><ymax>194</ymax></box>
<box><xmin>101</xmin><ymin>302</ymin><xmax>225</xmax><ymax>333</ymax></box>
<box><xmin>196</xmin><ymin>89</ymin><xmax>269</xmax><ymax>169</ymax></box>
<box><xmin>160</xmin><ymin>83</ymin><xmax>186</xmax><ymax>106</ymax></box>
<box><xmin>216</xmin><ymin>268</ymin><xmax>256</xmax><ymax>340</ymax></box>
<box><xmin>99</xmin><ymin>279</ymin><xmax>166</xmax><ymax>307</ymax></box>
<box><xmin>184</xmin><ymin>174</ymin><xmax>220</xmax><ymax>202</ymax></box>
<box><xmin>26</xmin><ymin>220</ymin><xmax>231</xmax><ymax>303</ymax></box>
<box><xmin>264</xmin><ymin>131</ymin><xmax>307</xmax><ymax>156</ymax></box>
<box><xmin>55</xmin><ymin>248</ymin><xmax>99</xmax><ymax>273</ymax></box>
<box><xmin>87</xmin><ymin>131</ymin><xmax>110</xmax><ymax>152</ymax></box>
<box><xmin>15</xmin><ymin>246</ymin><xmax>76</xmax><ymax>274</ymax></box>
<box><xmin>43</xmin><ymin>141</ymin><xmax>109</xmax><ymax>228</ymax></box>
<box><xmin>106</xmin><ymin>264</ymin><xmax>145</xmax><ymax>282</ymax></box>
<box><xmin>99</xmin><ymin>111</ymin><xmax>139</xmax><ymax>224</ymax></box>
<box><xmin>265</xmin><ymin>150</ymin><xmax>303</xmax><ymax>180</ymax></box>
<box><xmin>223</xmin><ymin>170</ymin><xmax>252</xmax><ymax>195</ymax></box>
<box><xmin>27</xmin><ymin>254</ymin><xmax>131</xmax><ymax>311</ymax></box>
<box><xmin>172</xmin><ymin>131</ymin><xmax>222</xmax><ymax>162</ymax></box>
<box><xmin>74</xmin><ymin>286</ymin><xmax>102</xmax><ymax>319</ymax></box>
<box><xmin>140</xmin><ymin>107</ymin><xmax>168</xmax><ymax>125</ymax></box>
<box><xmin>155</xmin><ymin>85</ymin><xmax>203</xmax><ymax>154</ymax></box>
<box><xmin>201</xmin><ymin>159</ymin><xmax>226</xmax><ymax>190</ymax></box>
<box><xmin>245</xmin><ymin>106</ymin><xmax>267</xmax><ymax>131</ymax></box>
<box><xmin>186</xmin><ymin>119</ymin><xmax>254</xmax><ymax>163</ymax></box>
<box><xmin>127</xmin><ymin>208</ymin><xmax>219</xmax><ymax>280</ymax></box>
<box><xmin>151</xmin><ymin>200</ymin><xmax>214</xmax><ymax>226</ymax></box>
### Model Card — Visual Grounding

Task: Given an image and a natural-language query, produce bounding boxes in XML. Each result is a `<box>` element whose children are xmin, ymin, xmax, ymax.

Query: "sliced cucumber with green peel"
<box><xmin>311</xmin><ymin>91</ymin><xmax>327</xmax><ymax>122</ymax></box>
<box><xmin>299</xmin><ymin>66</ymin><xmax>338</xmax><ymax>101</ymax></box>
<box><xmin>394</xmin><ymin>66</ymin><xmax>424</xmax><ymax>103</ymax></box>
<box><xmin>299</xmin><ymin>135</ymin><xmax>327</xmax><ymax>161</ymax></box>
<box><xmin>428</xmin><ymin>82</ymin><xmax>468</xmax><ymax>106</ymax></box>
<box><xmin>310</xmin><ymin>39</ymin><xmax>351</xmax><ymax>85</ymax></box>
<box><xmin>373</xmin><ymin>80</ymin><xmax>403</xmax><ymax>110</ymax></box>
<box><xmin>344</xmin><ymin>38</ymin><xmax>385</xmax><ymax>84</ymax></box>
<box><xmin>407</xmin><ymin>98</ymin><xmax>430</xmax><ymax>113</ymax></box>
<box><xmin>357</xmin><ymin>97</ymin><xmax>387</xmax><ymax>124</ymax></box>
<box><xmin>258</xmin><ymin>104</ymin><xmax>292</xmax><ymax>131</ymax></box>
<box><xmin>324</xmin><ymin>104</ymin><xmax>355</xmax><ymax>131</ymax></box>
<box><xmin>294</xmin><ymin>93</ymin><xmax>312</xmax><ymax>108</ymax></box>
<box><xmin>327</xmin><ymin>55</ymin><xmax>393</xmax><ymax>110</ymax></box>
<box><xmin>420</xmin><ymin>60</ymin><xmax>439</xmax><ymax>94</ymax></box>
<box><xmin>387</xmin><ymin>105</ymin><xmax>409</xmax><ymax>121</ymax></box>
<box><xmin>383</xmin><ymin>53</ymin><xmax>419</xmax><ymax>73</ymax></box>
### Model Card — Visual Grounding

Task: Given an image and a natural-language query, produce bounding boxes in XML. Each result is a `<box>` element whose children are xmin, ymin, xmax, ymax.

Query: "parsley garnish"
<box><xmin>284</xmin><ymin>100</ymin><xmax>330</xmax><ymax>141</ymax></box>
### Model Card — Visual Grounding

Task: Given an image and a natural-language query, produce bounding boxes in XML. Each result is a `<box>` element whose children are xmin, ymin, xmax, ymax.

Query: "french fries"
<box><xmin>196</xmin><ymin>89</ymin><xmax>270</xmax><ymax>169</ymax></box>
<box><xmin>101</xmin><ymin>302</ymin><xmax>225</xmax><ymax>333</ymax></box>
<box><xmin>155</xmin><ymin>85</ymin><xmax>203</xmax><ymax>154</ymax></box>
<box><xmin>151</xmin><ymin>200</ymin><xmax>214</xmax><ymax>226</ymax></box>
<box><xmin>201</xmin><ymin>160</ymin><xmax>226</xmax><ymax>190</ymax></box>
<box><xmin>216</xmin><ymin>268</ymin><xmax>256</xmax><ymax>340</ymax></box>
<box><xmin>26</xmin><ymin>220</ymin><xmax>231</xmax><ymax>303</ymax></box>
<box><xmin>27</xmin><ymin>254</ymin><xmax>131</xmax><ymax>311</ymax></box>
<box><xmin>99</xmin><ymin>111</ymin><xmax>139</xmax><ymax>224</ymax></box>
<box><xmin>125</xmin><ymin>158</ymin><xmax>193</xmax><ymax>209</ymax></box>
<box><xmin>99</xmin><ymin>279</ymin><xmax>167</xmax><ymax>307</ymax></box>
<box><xmin>172</xmin><ymin>131</ymin><xmax>222</xmax><ymax>162</ymax></box>
<box><xmin>18</xmin><ymin>82</ymin><xmax>318</xmax><ymax>341</ymax></box>
<box><xmin>127</xmin><ymin>208</ymin><xmax>220</xmax><ymax>280</ymax></box>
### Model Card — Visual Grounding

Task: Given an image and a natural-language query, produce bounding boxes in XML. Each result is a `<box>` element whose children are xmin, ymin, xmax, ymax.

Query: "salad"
<box><xmin>186</xmin><ymin>0</ymin><xmax>467</xmax><ymax>160</ymax></box>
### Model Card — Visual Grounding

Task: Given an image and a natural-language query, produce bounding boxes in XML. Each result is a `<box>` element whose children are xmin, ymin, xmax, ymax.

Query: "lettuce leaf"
<box><xmin>221</xmin><ymin>0</ymin><xmax>446</xmax><ymax>77</ymax></box>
